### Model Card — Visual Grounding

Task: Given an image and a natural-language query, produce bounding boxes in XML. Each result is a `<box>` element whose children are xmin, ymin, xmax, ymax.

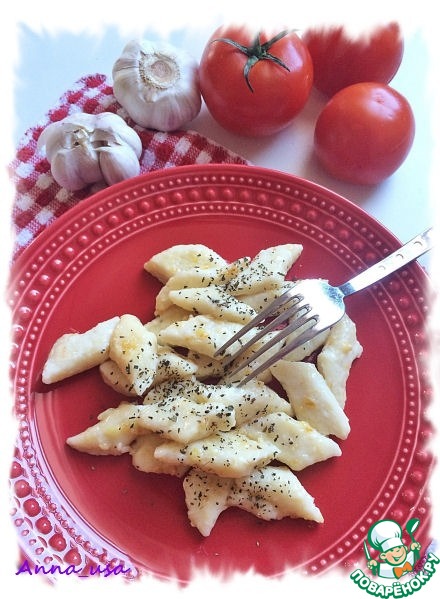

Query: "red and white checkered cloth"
<box><xmin>9</xmin><ymin>73</ymin><xmax>249</xmax><ymax>260</ymax></box>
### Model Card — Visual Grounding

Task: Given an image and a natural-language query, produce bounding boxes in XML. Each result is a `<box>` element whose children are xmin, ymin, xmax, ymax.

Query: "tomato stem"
<box><xmin>212</xmin><ymin>30</ymin><xmax>291</xmax><ymax>92</ymax></box>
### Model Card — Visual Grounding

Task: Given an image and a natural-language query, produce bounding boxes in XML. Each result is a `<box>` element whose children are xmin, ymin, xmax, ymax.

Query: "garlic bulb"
<box><xmin>112</xmin><ymin>39</ymin><xmax>202</xmax><ymax>131</ymax></box>
<box><xmin>37</xmin><ymin>112</ymin><xmax>142</xmax><ymax>191</ymax></box>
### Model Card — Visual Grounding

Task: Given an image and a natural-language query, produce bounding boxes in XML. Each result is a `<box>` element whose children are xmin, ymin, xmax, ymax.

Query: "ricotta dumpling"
<box><xmin>186</xmin><ymin>351</ymin><xmax>226</xmax><ymax>379</ymax></box>
<box><xmin>139</xmin><ymin>394</ymin><xmax>236</xmax><ymax>444</ymax></box>
<box><xmin>238</xmin><ymin>411</ymin><xmax>341</xmax><ymax>470</ymax></box>
<box><xmin>228</xmin><ymin>465</ymin><xmax>323</xmax><ymax>523</ymax></box>
<box><xmin>154</xmin><ymin>430</ymin><xmax>278</xmax><ymax>478</ymax></box>
<box><xmin>270</xmin><ymin>361</ymin><xmax>350</xmax><ymax>440</ymax></box>
<box><xmin>225</xmin><ymin>244</ymin><xmax>302</xmax><ymax>296</ymax></box>
<box><xmin>99</xmin><ymin>347</ymin><xmax>197</xmax><ymax>396</ymax></box>
<box><xmin>168</xmin><ymin>286</ymin><xmax>257</xmax><ymax>323</ymax></box>
<box><xmin>152</xmin><ymin>346</ymin><xmax>198</xmax><ymax>385</ymax></box>
<box><xmin>130</xmin><ymin>433</ymin><xmax>189</xmax><ymax>477</ymax></box>
<box><xmin>317</xmin><ymin>314</ymin><xmax>363</xmax><ymax>408</ymax></box>
<box><xmin>202</xmin><ymin>379</ymin><xmax>293</xmax><ymax>424</ymax></box>
<box><xmin>153</xmin><ymin>257</ymin><xmax>251</xmax><ymax>314</ymax></box>
<box><xmin>144</xmin><ymin>244</ymin><xmax>227</xmax><ymax>283</ymax></box>
<box><xmin>183</xmin><ymin>464</ymin><xmax>323</xmax><ymax>536</ymax></box>
<box><xmin>99</xmin><ymin>359</ymin><xmax>138</xmax><ymax>397</ymax></box>
<box><xmin>66</xmin><ymin>402</ymin><xmax>144</xmax><ymax>455</ymax></box>
<box><xmin>109</xmin><ymin>314</ymin><xmax>158</xmax><ymax>396</ymax></box>
<box><xmin>183</xmin><ymin>468</ymin><xmax>232</xmax><ymax>537</ymax></box>
<box><xmin>142</xmin><ymin>377</ymin><xmax>239</xmax><ymax>442</ymax></box>
<box><xmin>143</xmin><ymin>376</ymin><xmax>213</xmax><ymax>404</ymax></box>
<box><xmin>42</xmin><ymin>316</ymin><xmax>120</xmax><ymax>384</ymax></box>
<box><xmin>158</xmin><ymin>314</ymin><xmax>257</xmax><ymax>358</ymax></box>
<box><xmin>144</xmin><ymin>305</ymin><xmax>191</xmax><ymax>337</ymax></box>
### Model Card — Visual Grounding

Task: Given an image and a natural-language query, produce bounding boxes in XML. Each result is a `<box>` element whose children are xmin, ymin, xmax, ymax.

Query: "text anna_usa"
<box><xmin>16</xmin><ymin>558</ymin><xmax>132</xmax><ymax>577</ymax></box>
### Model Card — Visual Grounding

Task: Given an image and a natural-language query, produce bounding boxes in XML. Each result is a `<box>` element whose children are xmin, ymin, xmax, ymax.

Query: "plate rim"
<box><xmin>10</xmin><ymin>163</ymin><xmax>414</xmax><ymax>282</ymax></box>
<box><xmin>8</xmin><ymin>163</ymin><xmax>433</xmax><ymax>581</ymax></box>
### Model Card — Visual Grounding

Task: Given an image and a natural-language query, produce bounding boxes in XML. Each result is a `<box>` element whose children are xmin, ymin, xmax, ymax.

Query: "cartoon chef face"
<box><xmin>368</xmin><ymin>519</ymin><xmax>407</xmax><ymax>565</ymax></box>
<box><xmin>380</xmin><ymin>543</ymin><xmax>408</xmax><ymax>566</ymax></box>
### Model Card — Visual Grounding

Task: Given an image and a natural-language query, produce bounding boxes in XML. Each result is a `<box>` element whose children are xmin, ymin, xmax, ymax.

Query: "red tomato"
<box><xmin>302</xmin><ymin>22</ymin><xmax>403</xmax><ymax>97</ymax></box>
<box><xmin>199</xmin><ymin>26</ymin><xmax>313</xmax><ymax>136</ymax></box>
<box><xmin>314</xmin><ymin>82</ymin><xmax>415</xmax><ymax>185</ymax></box>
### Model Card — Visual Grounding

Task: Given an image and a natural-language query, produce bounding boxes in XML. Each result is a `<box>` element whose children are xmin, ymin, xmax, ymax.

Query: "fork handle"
<box><xmin>339</xmin><ymin>227</ymin><xmax>434</xmax><ymax>297</ymax></box>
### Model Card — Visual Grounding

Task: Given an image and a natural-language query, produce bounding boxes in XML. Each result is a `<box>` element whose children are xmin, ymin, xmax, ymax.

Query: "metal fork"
<box><xmin>215</xmin><ymin>227</ymin><xmax>434</xmax><ymax>385</ymax></box>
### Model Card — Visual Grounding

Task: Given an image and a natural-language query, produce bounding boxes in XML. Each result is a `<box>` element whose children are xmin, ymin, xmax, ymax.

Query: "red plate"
<box><xmin>8</xmin><ymin>164</ymin><xmax>433</xmax><ymax>582</ymax></box>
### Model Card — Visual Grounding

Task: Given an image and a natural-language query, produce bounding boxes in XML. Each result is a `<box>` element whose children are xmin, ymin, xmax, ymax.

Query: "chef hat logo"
<box><xmin>368</xmin><ymin>519</ymin><xmax>404</xmax><ymax>553</ymax></box>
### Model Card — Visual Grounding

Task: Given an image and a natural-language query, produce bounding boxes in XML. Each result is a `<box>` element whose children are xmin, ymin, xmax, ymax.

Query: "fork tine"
<box><xmin>220</xmin><ymin>296</ymin><xmax>308</xmax><ymax>368</ymax></box>
<box><xmin>226</xmin><ymin>306</ymin><xmax>316</xmax><ymax>381</ymax></box>
<box><xmin>213</xmin><ymin>286</ymin><xmax>302</xmax><ymax>358</ymax></box>
<box><xmin>237</xmin><ymin>323</ymin><xmax>323</xmax><ymax>386</ymax></box>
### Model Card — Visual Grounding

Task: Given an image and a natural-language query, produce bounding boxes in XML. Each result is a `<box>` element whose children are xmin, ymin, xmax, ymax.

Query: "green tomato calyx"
<box><xmin>212</xmin><ymin>30</ymin><xmax>291</xmax><ymax>92</ymax></box>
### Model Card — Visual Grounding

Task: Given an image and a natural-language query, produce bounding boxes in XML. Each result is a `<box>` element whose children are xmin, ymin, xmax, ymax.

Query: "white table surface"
<box><xmin>6</xmin><ymin>3</ymin><xmax>438</xmax><ymax>274</ymax></box>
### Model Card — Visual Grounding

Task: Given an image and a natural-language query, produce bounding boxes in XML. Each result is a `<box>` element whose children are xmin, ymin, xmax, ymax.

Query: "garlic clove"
<box><xmin>50</xmin><ymin>145</ymin><xmax>102</xmax><ymax>191</ymax></box>
<box><xmin>98</xmin><ymin>145</ymin><xmax>141</xmax><ymax>186</ymax></box>
<box><xmin>38</xmin><ymin>122</ymin><xmax>81</xmax><ymax>162</ymax></box>
<box><xmin>93</xmin><ymin>111</ymin><xmax>131</xmax><ymax>130</ymax></box>
<box><xmin>112</xmin><ymin>39</ymin><xmax>202</xmax><ymax>131</ymax></box>
<box><xmin>62</xmin><ymin>112</ymin><xmax>97</xmax><ymax>128</ymax></box>
<box><xmin>92</xmin><ymin>116</ymin><xmax>143</xmax><ymax>158</ymax></box>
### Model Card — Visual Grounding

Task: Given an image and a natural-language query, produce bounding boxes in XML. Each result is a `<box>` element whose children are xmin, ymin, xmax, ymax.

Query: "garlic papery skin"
<box><xmin>37</xmin><ymin>112</ymin><xmax>143</xmax><ymax>191</ymax></box>
<box><xmin>112</xmin><ymin>39</ymin><xmax>202</xmax><ymax>131</ymax></box>
<box><xmin>51</xmin><ymin>144</ymin><xmax>102</xmax><ymax>191</ymax></box>
<box><xmin>98</xmin><ymin>145</ymin><xmax>141</xmax><ymax>186</ymax></box>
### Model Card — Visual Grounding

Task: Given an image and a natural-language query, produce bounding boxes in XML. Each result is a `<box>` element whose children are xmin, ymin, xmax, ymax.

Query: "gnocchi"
<box><xmin>42</xmin><ymin>316</ymin><xmax>120</xmax><ymax>384</ymax></box>
<box><xmin>43</xmin><ymin>243</ymin><xmax>362</xmax><ymax>536</ymax></box>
